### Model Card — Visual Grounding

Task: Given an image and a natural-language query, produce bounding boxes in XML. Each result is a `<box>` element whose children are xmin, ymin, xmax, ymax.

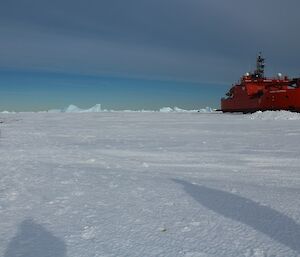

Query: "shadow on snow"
<box><xmin>173</xmin><ymin>179</ymin><xmax>300</xmax><ymax>253</ymax></box>
<box><xmin>4</xmin><ymin>218</ymin><xmax>66</xmax><ymax>257</ymax></box>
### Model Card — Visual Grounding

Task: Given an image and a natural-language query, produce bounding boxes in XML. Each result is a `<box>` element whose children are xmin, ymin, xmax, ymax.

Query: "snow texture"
<box><xmin>249</xmin><ymin>110</ymin><xmax>300</xmax><ymax>120</ymax></box>
<box><xmin>0</xmin><ymin>112</ymin><xmax>300</xmax><ymax>257</ymax></box>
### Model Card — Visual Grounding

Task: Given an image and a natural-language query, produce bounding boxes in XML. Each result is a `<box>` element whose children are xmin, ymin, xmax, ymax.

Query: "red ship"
<box><xmin>221</xmin><ymin>53</ymin><xmax>300</xmax><ymax>113</ymax></box>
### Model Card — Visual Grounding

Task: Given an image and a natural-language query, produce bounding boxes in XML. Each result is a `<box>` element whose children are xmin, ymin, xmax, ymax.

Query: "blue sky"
<box><xmin>0</xmin><ymin>0</ymin><xmax>299</xmax><ymax>111</ymax></box>
<box><xmin>0</xmin><ymin>70</ymin><xmax>223</xmax><ymax>111</ymax></box>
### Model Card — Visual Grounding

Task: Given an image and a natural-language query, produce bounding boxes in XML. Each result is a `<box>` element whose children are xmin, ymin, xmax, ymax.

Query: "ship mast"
<box><xmin>253</xmin><ymin>52</ymin><xmax>265</xmax><ymax>78</ymax></box>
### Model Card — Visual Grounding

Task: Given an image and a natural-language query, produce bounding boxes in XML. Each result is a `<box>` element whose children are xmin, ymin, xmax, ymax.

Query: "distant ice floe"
<box><xmin>65</xmin><ymin>104</ymin><xmax>102</xmax><ymax>113</ymax></box>
<box><xmin>47</xmin><ymin>104</ymin><xmax>102</xmax><ymax>113</ymax></box>
<box><xmin>1</xmin><ymin>110</ymin><xmax>15</xmax><ymax>114</ymax></box>
<box><xmin>249</xmin><ymin>110</ymin><xmax>300</xmax><ymax>120</ymax></box>
<box><xmin>1</xmin><ymin>104</ymin><xmax>215</xmax><ymax>114</ymax></box>
<box><xmin>48</xmin><ymin>104</ymin><xmax>214</xmax><ymax>113</ymax></box>
<box><xmin>159</xmin><ymin>106</ymin><xmax>214</xmax><ymax>113</ymax></box>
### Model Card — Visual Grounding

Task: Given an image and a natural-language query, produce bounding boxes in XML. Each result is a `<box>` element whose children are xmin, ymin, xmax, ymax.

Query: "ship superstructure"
<box><xmin>221</xmin><ymin>53</ymin><xmax>300</xmax><ymax>113</ymax></box>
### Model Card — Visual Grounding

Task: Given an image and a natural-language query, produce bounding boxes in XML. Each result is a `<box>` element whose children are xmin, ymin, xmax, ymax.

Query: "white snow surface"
<box><xmin>249</xmin><ymin>110</ymin><xmax>300</xmax><ymax>120</ymax></box>
<box><xmin>1</xmin><ymin>112</ymin><xmax>300</xmax><ymax>257</ymax></box>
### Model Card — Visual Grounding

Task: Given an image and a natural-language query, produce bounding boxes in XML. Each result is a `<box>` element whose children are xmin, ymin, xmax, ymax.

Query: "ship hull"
<box><xmin>221</xmin><ymin>87</ymin><xmax>300</xmax><ymax>113</ymax></box>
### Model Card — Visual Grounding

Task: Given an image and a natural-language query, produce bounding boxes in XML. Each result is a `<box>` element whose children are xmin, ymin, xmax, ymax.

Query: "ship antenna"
<box><xmin>254</xmin><ymin>52</ymin><xmax>265</xmax><ymax>78</ymax></box>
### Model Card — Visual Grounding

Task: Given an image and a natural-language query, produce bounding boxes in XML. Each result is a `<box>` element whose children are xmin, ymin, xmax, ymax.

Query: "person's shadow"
<box><xmin>4</xmin><ymin>219</ymin><xmax>66</xmax><ymax>257</ymax></box>
<box><xmin>173</xmin><ymin>179</ymin><xmax>300</xmax><ymax>254</ymax></box>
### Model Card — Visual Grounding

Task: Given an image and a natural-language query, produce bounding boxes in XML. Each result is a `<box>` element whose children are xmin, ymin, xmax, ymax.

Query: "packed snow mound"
<box><xmin>159</xmin><ymin>106</ymin><xmax>214</xmax><ymax>113</ymax></box>
<box><xmin>249</xmin><ymin>110</ymin><xmax>300</xmax><ymax>120</ymax></box>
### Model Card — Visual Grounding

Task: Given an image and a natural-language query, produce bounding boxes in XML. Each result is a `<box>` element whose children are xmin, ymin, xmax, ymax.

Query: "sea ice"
<box><xmin>0</xmin><ymin>112</ymin><xmax>299</xmax><ymax>256</ymax></box>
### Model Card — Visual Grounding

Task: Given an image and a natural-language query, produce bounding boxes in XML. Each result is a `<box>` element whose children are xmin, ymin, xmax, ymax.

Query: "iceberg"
<box><xmin>63</xmin><ymin>104</ymin><xmax>82</xmax><ymax>113</ymax></box>
<box><xmin>159</xmin><ymin>107</ymin><xmax>174</xmax><ymax>113</ymax></box>
<box><xmin>198</xmin><ymin>106</ymin><xmax>214</xmax><ymax>113</ymax></box>
<box><xmin>1</xmin><ymin>110</ymin><xmax>15</xmax><ymax>114</ymax></box>
<box><xmin>2</xmin><ymin>104</ymin><xmax>215</xmax><ymax>113</ymax></box>
<box><xmin>48</xmin><ymin>104</ymin><xmax>102</xmax><ymax>113</ymax></box>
